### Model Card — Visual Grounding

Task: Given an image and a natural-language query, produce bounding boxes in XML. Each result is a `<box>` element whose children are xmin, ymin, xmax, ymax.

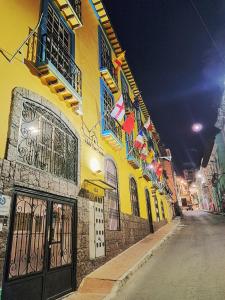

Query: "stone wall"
<box><xmin>0</xmin><ymin>87</ymin><xmax>167</xmax><ymax>291</ymax></box>
<box><xmin>76</xmin><ymin>195</ymin><xmax>151</xmax><ymax>287</ymax></box>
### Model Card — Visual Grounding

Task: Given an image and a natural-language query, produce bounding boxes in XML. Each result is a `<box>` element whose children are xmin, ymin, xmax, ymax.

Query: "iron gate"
<box><xmin>3</xmin><ymin>188</ymin><xmax>76</xmax><ymax>300</ymax></box>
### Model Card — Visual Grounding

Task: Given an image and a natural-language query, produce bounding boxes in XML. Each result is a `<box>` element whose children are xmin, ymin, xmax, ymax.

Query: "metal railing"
<box><xmin>69</xmin><ymin>0</ymin><xmax>82</xmax><ymax>22</ymax></box>
<box><xmin>104</xmin><ymin>113</ymin><xmax>122</xmax><ymax>142</ymax></box>
<box><xmin>39</xmin><ymin>31</ymin><xmax>82</xmax><ymax>97</ymax></box>
<box><xmin>126</xmin><ymin>133</ymin><xmax>140</xmax><ymax>163</ymax></box>
<box><xmin>99</xmin><ymin>33</ymin><xmax>118</xmax><ymax>85</ymax></box>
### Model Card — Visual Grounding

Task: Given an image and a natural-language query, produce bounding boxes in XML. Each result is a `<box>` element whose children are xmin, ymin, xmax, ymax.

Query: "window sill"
<box><xmin>102</xmin><ymin>130</ymin><xmax>123</xmax><ymax>151</ymax></box>
<box><xmin>127</xmin><ymin>154</ymin><xmax>140</xmax><ymax>169</ymax></box>
<box><xmin>100</xmin><ymin>67</ymin><xmax>119</xmax><ymax>94</ymax></box>
<box><xmin>37</xmin><ymin>60</ymin><xmax>82</xmax><ymax>115</ymax></box>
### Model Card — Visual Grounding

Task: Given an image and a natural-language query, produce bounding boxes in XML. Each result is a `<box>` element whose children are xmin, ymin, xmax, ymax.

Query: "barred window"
<box><xmin>154</xmin><ymin>195</ymin><xmax>160</xmax><ymax>221</ymax></box>
<box><xmin>130</xmin><ymin>177</ymin><xmax>140</xmax><ymax>217</ymax></box>
<box><xmin>17</xmin><ymin>100</ymin><xmax>78</xmax><ymax>183</ymax></box>
<box><xmin>121</xmin><ymin>74</ymin><xmax>132</xmax><ymax>112</ymax></box>
<box><xmin>101</xmin><ymin>82</ymin><xmax>122</xmax><ymax>142</ymax></box>
<box><xmin>105</xmin><ymin>159</ymin><xmax>120</xmax><ymax>230</ymax></box>
<box><xmin>161</xmin><ymin>201</ymin><xmax>165</xmax><ymax>219</ymax></box>
<box><xmin>38</xmin><ymin>3</ymin><xmax>82</xmax><ymax>96</ymax></box>
<box><xmin>99</xmin><ymin>28</ymin><xmax>117</xmax><ymax>84</ymax></box>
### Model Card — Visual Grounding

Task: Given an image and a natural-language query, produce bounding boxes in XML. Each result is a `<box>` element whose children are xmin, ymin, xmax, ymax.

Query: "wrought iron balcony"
<box><xmin>126</xmin><ymin>134</ymin><xmax>140</xmax><ymax>169</ymax></box>
<box><xmin>99</xmin><ymin>33</ymin><xmax>118</xmax><ymax>93</ymax></box>
<box><xmin>37</xmin><ymin>30</ymin><xmax>82</xmax><ymax>114</ymax></box>
<box><xmin>102</xmin><ymin>95</ymin><xmax>123</xmax><ymax>150</ymax></box>
<box><xmin>55</xmin><ymin>0</ymin><xmax>82</xmax><ymax>30</ymax></box>
<box><xmin>142</xmin><ymin>161</ymin><xmax>157</xmax><ymax>182</ymax></box>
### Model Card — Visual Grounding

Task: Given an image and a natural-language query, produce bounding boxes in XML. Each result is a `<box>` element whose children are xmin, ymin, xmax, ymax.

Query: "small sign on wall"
<box><xmin>0</xmin><ymin>194</ymin><xmax>11</xmax><ymax>216</ymax></box>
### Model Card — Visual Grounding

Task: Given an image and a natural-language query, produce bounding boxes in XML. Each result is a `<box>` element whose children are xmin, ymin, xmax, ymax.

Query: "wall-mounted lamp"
<box><xmin>90</xmin><ymin>158</ymin><xmax>102</xmax><ymax>174</ymax></box>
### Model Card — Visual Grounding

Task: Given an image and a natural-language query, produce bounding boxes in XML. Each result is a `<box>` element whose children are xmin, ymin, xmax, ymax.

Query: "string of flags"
<box><xmin>109</xmin><ymin>93</ymin><xmax>164</xmax><ymax>180</ymax></box>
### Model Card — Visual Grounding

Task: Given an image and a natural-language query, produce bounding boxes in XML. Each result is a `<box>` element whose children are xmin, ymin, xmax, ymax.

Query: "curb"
<box><xmin>103</xmin><ymin>218</ymin><xmax>181</xmax><ymax>300</ymax></box>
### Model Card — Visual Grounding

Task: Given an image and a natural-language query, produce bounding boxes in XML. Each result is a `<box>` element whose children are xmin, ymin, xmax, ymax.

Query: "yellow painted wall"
<box><xmin>0</xmin><ymin>0</ymin><xmax>171</xmax><ymax>223</ymax></box>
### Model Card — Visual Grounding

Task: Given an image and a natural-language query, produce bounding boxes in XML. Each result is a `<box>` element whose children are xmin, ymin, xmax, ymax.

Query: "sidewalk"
<box><xmin>63</xmin><ymin>218</ymin><xmax>180</xmax><ymax>300</ymax></box>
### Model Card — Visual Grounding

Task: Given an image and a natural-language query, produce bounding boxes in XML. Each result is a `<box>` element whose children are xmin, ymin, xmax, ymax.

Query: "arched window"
<box><xmin>145</xmin><ymin>189</ymin><xmax>154</xmax><ymax>233</ymax></box>
<box><xmin>130</xmin><ymin>178</ymin><xmax>140</xmax><ymax>216</ymax></box>
<box><xmin>161</xmin><ymin>201</ymin><xmax>165</xmax><ymax>219</ymax></box>
<box><xmin>105</xmin><ymin>159</ymin><xmax>120</xmax><ymax>230</ymax></box>
<box><xmin>17</xmin><ymin>100</ymin><xmax>78</xmax><ymax>183</ymax></box>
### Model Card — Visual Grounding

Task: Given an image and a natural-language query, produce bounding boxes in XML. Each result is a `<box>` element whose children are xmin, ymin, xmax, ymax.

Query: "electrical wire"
<box><xmin>189</xmin><ymin>0</ymin><xmax>225</xmax><ymax>65</ymax></box>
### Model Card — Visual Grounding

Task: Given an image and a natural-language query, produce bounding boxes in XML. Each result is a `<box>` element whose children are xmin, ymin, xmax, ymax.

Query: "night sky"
<box><xmin>102</xmin><ymin>0</ymin><xmax>225</xmax><ymax>174</ymax></box>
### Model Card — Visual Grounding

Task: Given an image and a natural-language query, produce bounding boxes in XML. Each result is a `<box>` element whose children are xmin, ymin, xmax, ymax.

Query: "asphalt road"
<box><xmin>113</xmin><ymin>211</ymin><xmax>225</xmax><ymax>300</ymax></box>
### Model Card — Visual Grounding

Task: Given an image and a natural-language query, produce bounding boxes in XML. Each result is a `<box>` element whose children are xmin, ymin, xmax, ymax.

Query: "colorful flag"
<box><xmin>113</xmin><ymin>51</ymin><xmax>126</xmax><ymax>71</ymax></box>
<box><xmin>156</xmin><ymin>163</ymin><xmax>163</xmax><ymax>178</ymax></box>
<box><xmin>110</xmin><ymin>94</ymin><xmax>125</xmax><ymax>122</ymax></box>
<box><xmin>140</xmin><ymin>143</ymin><xmax>148</xmax><ymax>160</ymax></box>
<box><xmin>122</xmin><ymin>112</ymin><xmax>135</xmax><ymax>134</ymax></box>
<box><xmin>144</xmin><ymin>117</ymin><xmax>153</xmax><ymax>132</ymax></box>
<box><xmin>134</xmin><ymin>131</ymin><xmax>144</xmax><ymax>149</ymax></box>
<box><xmin>146</xmin><ymin>148</ymin><xmax>155</xmax><ymax>164</ymax></box>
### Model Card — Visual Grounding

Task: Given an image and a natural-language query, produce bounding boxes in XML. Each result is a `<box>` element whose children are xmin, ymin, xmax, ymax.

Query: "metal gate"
<box><xmin>3</xmin><ymin>188</ymin><xmax>76</xmax><ymax>300</ymax></box>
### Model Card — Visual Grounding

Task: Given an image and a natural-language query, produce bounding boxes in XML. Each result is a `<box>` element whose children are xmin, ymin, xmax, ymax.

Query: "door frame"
<box><xmin>145</xmin><ymin>189</ymin><xmax>154</xmax><ymax>233</ymax></box>
<box><xmin>2</xmin><ymin>185</ymin><xmax>77</xmax><ymax>300</ymax></box>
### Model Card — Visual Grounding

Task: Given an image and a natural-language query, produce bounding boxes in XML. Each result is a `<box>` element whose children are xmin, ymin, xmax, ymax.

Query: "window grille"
<box><xmin>161</xmin><ymin>201</ymin><xmax>165</xmax><ymax>219</ymax></box>
<box><xmin>105</xmin><ymin>159</ymin><xmax>120</xmax><ymax>230</ymax></box>
<box><xmin>121</xmin><ymin>75</ymin><xmax>132</xmax><ymax>113</ymax></box>
<box><xmin>69</xmin><ymin>0</ymin><xmax>82</xmax><ymax>21</ymax></box>
<box><xmin>130</xmin><ymin>178</ymin><xmax>140</xmax><ymax>217</ymax></box>
<box><xmin>99</xmin><ymin>30</ymin><xmax>118</xmax><ymax>84</ymax></box>
<box><xmin>39</xmin><ymin>4</ymin><xmax>82</xmax><ymax>96</ymax></box>
<box><xmin>125</xmin><ymin>128</ymin><xmax>139</xmax><ymax>162</ymax></box>
<box><xmin>136</xmin><ymin>109</ymin><xmax>142</xmax><ymax>132</ymax></box>
<box><xmin>17</xmin><ymin>100</ymin><xmax>78</xmax><ymax>183</ymax></box>
<box><xmin>102</xmin><ymin>84</ymin><xmax>122</xmax><ymax>142</ymax></box>
<box><xmin>154</xmin><ymin>195</ymin><xmax>160</xmax><ymax>221</ymax></box>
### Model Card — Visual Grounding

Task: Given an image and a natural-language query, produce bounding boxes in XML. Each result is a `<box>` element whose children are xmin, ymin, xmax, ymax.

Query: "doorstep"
<box><xmin>63</xmin><ymin>218</ymin><xmax>180</xmax><ymax>300</ymax></box>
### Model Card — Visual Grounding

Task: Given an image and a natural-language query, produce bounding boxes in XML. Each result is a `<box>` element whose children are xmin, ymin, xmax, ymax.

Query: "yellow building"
<box><xmin>0</xmin><ymin>0</ymin><xmax>173</xmax><ymax>299</ymax></box>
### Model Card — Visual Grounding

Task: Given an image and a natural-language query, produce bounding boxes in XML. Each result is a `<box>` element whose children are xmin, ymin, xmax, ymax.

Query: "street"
<box><xmin>113</xmin><ymin>211</ymin><xmax>225</xmax><ymax>300</ymax></box>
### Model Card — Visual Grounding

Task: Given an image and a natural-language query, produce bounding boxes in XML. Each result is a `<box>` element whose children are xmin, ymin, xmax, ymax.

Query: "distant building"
<box><xmin>199</xmin><ymin>91</ymin><xmax>225</xmax><ymax>212</ymax></box>
<box><xmin>183</xmin><ymin>169</ymin><xmax>196</xmax><ymax>183</ymax></box>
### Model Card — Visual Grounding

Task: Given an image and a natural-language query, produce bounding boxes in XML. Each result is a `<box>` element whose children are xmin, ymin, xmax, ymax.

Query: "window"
<box><xmin>38</xmin><ymin>2</ymin><xmax>81</xmax><ymax>96</ymax></box>
<box><xmin>130</xmin><ymin>178</ymin><xmax>140</xmax><ymax>216</ymax></box>
<box><xmin>161</xmin><ymin>201</ymin><xmax>165</xmax><ymax>219</ymax></box>
<box><xmin>99</xmin><ymin>29</ymin><xmax>117</xmax><ymax>84</ymax></box>
<box><xmin>105</xmin><ymin>159</ymin><xmax>120</xmax><ymax>230</ymax></box>
<box><xmin>154</xmin><ymin>195</ymin><xmax>160</xmax><ymax>221</ymax></box>
<box><xmin>136</xmin><ymin>108</ymin><xmax>142</xmax><ymax>132</ymax></box>
<box><xmin>17</xmin><ymin>100</ymin><xmax>78</xmax><ymax>183</ymax></box>
<box><xmin>101</xmin><ymin>81</ymin><xmax>122</xmax><ymax>142</ymax></box>
<box><xmin>121</xmin><ymin>74</ymin><xmax>132</xmax><ymax>112</ymax></box>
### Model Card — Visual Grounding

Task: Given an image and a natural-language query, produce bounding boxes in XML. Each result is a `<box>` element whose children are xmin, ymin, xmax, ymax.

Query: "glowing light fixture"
<box><xmin>90</xmin><ymin>158</ymin><xmax>102</xmax><ymax>174</ymax></box>
<box><xmin>192</xmin><ymin>123</ymin><xmax>203</xmax><ymax>133</ymax></box>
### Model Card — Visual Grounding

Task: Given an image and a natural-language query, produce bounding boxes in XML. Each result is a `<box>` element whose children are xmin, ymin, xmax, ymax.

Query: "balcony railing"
<box><xmin>37</xmin><ymin>31</ymin><xmax>82</xmax><ymax>113</ymax></box>
<box><xmin>126</xmin><ymin>134</ymin><xmax>140</xmax><ymax>169</ymax></box>
<box><xmin>69</xmin><ymin>0</ymin><xmax>81</xmax><ymax>21</ymax></box>
<box><xmin>101</xmin><ymin>84</ymin><xmax>122</xmax><ymax>150</ymax></box>
<box><xmin>55</xmin><ymin>0</ymin><xmax>82</xmax><ymax>29</ymax></box>
<box><xmin>99</xmin><ymin>32</ymin><xmax>118</xmax><ymax>93</ymax></box>
<box><xmin>103</xmin><ymin>114</ymin><xmax>122</xmax><ymax>142</ymax></box>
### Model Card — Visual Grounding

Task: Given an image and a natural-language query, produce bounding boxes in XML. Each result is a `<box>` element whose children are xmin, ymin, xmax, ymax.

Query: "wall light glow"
<box><xmin>90</xmin><ymin>158</ymin><xmax>101</xmax><ymax>174</ymax></box>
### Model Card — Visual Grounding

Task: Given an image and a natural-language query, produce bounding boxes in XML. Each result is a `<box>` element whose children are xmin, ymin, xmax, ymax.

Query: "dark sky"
<box><xmin>102</xmin><ymin>0</ymin><xmax>225</xmax><ymax>174</ymax></box>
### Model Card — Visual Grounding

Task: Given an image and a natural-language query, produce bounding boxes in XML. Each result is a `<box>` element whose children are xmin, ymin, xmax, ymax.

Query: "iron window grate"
<box><xmin>17</xmin><ymin>100</ymin><xmax>78</xmax><ymax>183</ymax></box>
